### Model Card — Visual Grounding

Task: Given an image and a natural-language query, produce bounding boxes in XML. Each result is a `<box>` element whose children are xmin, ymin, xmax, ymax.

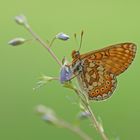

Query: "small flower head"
<box><xmin>60</xmin><ymin>65</ymin><xmax>72</xmax><ymax>83</ymax></box>
<box><xmin>77</xmin><ymin>110</ymin><xmax>91</xmax><ymax>120</ymax></box>
<box><xmin>14</xmin><ymin>15</ymin><xmax>27</xmax><ymax>26</ymax></box>
<box><xmin>36</xmin><ymin>105</ymin><xmax>58</xmax><ymax>125</ymax></box>
<box><xmin>60</xmin><ymin>58</ymin><xmax>72</xmax><ymax>83</ymax></box>
<box><xmin>8</xmin><ymin>37</ymin><xmax>26</xmax><ymax>46</ymax></box>
<box><xmin>56</xmin><ymin>32</ymin><xmax>70</xmax><ymax>41</ymax></box>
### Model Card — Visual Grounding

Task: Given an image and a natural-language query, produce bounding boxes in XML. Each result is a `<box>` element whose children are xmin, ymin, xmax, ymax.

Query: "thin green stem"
<box><xmin>49</xmin><ymin>37</ymin><xmax>56</xmax><ymax>48</ymax></box>
<box><xmin>86</xmin><ymin>104</ymin><xmax>109</xmax><ymax>140</ymax></box>
<box><xmin>59</xmin><ymin>119</ymin><xmax>92</xmax><ymax>140</ymax></box>
<box><xmin>22</xmin><ymin>20</ymin><xmax>108</xmax><ymax>140</ymax></box>
<box><xmin>75</xmin><ymin>89</ymin><xmax>109</xmax><ymax>140</ymax></box>
<box><xmin>24</xmin><ymin>24</ymin><xmax>62</xmax><ymax>67</ymax></box>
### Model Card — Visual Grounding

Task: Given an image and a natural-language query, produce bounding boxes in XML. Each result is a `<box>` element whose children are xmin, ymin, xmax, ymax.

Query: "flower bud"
<box><xmin>56</xmin><ymin>32</ymin><xmax>70</xmax><ymax>41</ymax></box>
<box><xmin>8</xmin><ymin>37</ymin><xmax>26</xmax><ymax>46</ymax></box>
<box><xmin>33</xmin><ymin>75</ymin><xmax>55</xmax><ymax>90</ymax></box>
<box><xmin>36</xmin><ymin>105</ymin><xmax>58</xmax><ymax>125</ymax></box>
<box><xmin>42</xmin><ymin>114</ymin><xmax>58</xmax><ymax>124</ymax></box>
<box><xmin>78</xmin><ymin>110</ymin><xmax>91</xmax><ymax>120</ymax></box>
<box><xmin>14</xmin><ymin>15</ymin><xmax>27</xmax><ymax>26</ymax></box>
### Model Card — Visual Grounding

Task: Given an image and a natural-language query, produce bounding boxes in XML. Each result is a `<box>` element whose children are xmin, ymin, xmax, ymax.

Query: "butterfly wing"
<box><xmin>75</xmin><ymin>43</ymin><xmax>136</xmax><ymax>101</ymax></box>
<box><xmin>76</xmin><ymin>61</ymin><xmax>117</xmax><ymax>101</ymax></box>
<box><xmin>80</xmin><ymin>43</ymin><xmax>137</xmax><ymax>76</ymax></box>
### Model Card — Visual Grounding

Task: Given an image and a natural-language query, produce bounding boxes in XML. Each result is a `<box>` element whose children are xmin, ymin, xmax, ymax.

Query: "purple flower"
<box><xmin>56</xmin><ymin>32</ymin><xmax>70</xmax><ymax>41</ymax></box>
<box><xmin>60</xmin><ymin>65</ymin><xmax>72</xmax><ymax>83</ymax></box>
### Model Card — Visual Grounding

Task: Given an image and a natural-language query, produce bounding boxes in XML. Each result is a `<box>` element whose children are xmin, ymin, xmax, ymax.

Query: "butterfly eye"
<box><xmin>73</xmin><ymin>60</ymin><xmax>83</xmax><ymax>73</ymax></box>
<box><xmin>76</xmin><ymin>66</ymin><xmax>81</xmax><ymax>71</ymax></box>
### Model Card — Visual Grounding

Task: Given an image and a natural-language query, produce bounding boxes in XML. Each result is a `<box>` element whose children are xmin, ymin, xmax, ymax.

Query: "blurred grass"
<box><xmin>0</xmin><ymin>0</ymin><xmax>140</xmax><ymax>140</ymax></box>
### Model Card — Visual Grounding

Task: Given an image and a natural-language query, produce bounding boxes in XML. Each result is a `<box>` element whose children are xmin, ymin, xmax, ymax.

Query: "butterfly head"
<box><xmin>71</xmin><ymin>50</ymin><xmax>80</xmax><ymax>59</ymax></box>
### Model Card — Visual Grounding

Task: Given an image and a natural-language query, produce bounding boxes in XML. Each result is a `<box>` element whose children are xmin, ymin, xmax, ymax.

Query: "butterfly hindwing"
<box><xmin>77</xmin><ymin>59</ymin><xmax>117</xmax><ymax>101</ymax></box>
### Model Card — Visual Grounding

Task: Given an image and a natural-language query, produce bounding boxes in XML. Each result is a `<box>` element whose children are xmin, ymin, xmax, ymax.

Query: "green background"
<box><xmin>0</xmin><ymin>0</ymin><xmax>139</xmax><ymax>140</ymax></box>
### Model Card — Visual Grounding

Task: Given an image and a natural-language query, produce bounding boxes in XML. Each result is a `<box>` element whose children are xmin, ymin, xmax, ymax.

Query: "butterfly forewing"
<box><xmin>72</xmin><ymin>43</ymin><xmax>137</xmax><ymax>101</ymax></box>
<box><xmin>81</xmin><ymin>43</ymin><xmax>137</xmax><ymax>76</ymax></box>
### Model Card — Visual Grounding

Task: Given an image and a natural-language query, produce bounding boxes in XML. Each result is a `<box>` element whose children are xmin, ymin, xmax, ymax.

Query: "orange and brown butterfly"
<box><xmin>71</xmin><ymin>42</ymin><xmax>136</xmax><ymax>101</ymax></box>
<box><xmin>60</xmin><ymin>33</ymin><xmax>137</xmax><ymax>101</ymax></box>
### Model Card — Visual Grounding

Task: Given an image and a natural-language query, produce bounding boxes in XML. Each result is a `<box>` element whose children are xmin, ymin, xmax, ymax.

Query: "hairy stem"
<box><xmin>59</xmin><ymin>119</ymin><xmax>92</xmax><ymax>140</ymax></box>
<box><xmin>24</xmin><ymin>24</ymin><xmax>62</xmax><ymax>67</ymax></box>
<box><xmin>22</xmin><ymin>20</ymin><xmax>108</xmax><ymax>140</ymax></box>
<box><xmin>72</xmin><ymin>87</ymin><xmax>109</xmax><ymax>140</ymax></box>
<box><xmin>49</xmin><ymin>37</ymin><xmax>56</xmax><ymax>48</ymax></box>
<box><xmin>86</xmin><ymin>104</ymin><xmax>109</xmax><ymax>140</ymax></box>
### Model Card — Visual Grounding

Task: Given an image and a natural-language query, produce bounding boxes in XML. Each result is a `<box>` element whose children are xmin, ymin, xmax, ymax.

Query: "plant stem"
<box><xmin>24</xmin><ymin>24</ymin><xmax>62</xmax><ymax>67</ymax></box>
<box><xmin>64</xmin><ymin>82</ymin><xmax>109</xmax><ymax>140</ymax></box>
<box><xmin>22</xmin><ymin>21</ymin><xmax>108</xmax><ymax>140</ymax></box>
<box><xmin>59</xmin><ymin>119</ymin><xmax>92</xmax><ymax>140</ymax></box>
<box><xmin>86</xmin><ymin>104</ymin><xmax>109</xmax><ymax>140</ymax></box>
<box><xmin>49</xmin><ymin>37</ymin><xmax>56</xmax><ymax>48</ymax></box>
<box><xmin>72</xmin><ymin>87</ymin><xmax>109</xmax><ymax>140</ymax></box>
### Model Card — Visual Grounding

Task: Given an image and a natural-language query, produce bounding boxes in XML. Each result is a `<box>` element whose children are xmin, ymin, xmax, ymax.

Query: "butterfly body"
<box><xmin>71</xmin><ymin>43</ymin><xmax>136</xmax><ymax>101</ymax></box>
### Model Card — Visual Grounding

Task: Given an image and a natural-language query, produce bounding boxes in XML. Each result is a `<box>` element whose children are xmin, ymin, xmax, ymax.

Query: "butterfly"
<box><xmin>70</xmin><ymin>42</ymin><xmax>137</xmax><ymax>101</ymax></box>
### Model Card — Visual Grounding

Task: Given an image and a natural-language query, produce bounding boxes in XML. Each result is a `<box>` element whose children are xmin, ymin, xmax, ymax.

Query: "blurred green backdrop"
<box><xmin>0</xmin><ymin>0</ymin><xmax>140</xmax><ymax>140</ymax></box>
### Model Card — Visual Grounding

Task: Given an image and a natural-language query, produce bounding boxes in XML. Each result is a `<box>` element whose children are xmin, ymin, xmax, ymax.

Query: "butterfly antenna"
<box><xmin>74</xmin><ymin>33</ymin><xmax>79</xmax><ymax>47</ymax></box>
<box><xmin>78</xmin><ymin>30</ymin><xmax>84</xmax><ymax>51</ymax></box>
